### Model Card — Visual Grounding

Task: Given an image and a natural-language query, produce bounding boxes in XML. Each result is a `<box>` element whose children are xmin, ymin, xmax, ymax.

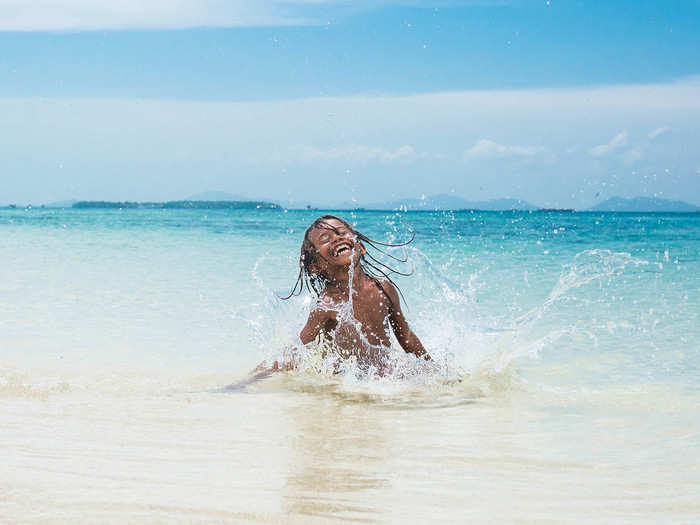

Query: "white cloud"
<box><xmin>589</xmin><ymin>131</ymin><xmax>628</xmax><ymax>157</ymax></box>
<box><xmin>648</xmin><ymin>126</ymin><xmax>670</xmax><ymax>139</ymax></box>
<box><xmin>622</xmin><ymin>147</ymin><xmax>644</xmax><ymax>164</ymax></box>
<box><xmin>463</xmin><ymin>139</ymin><xmax>545</xmax><ymax>160</ymax></box>
<box><xmin>294</xmin><ymin>144</ymin><xmax>420</xmax><ymax>164</ymax></box>
<box><xmin>0</xmin><ymin>1</ymin><xmax>491</xmax><ymax>31</ymax></box>
<box><xmin>1</xmin><ymin>77</ymin><xmax>699</xmax><ymax>206</ymax></box>
<box><xmin>0</xmin><ymin>0</ymin><xmax>311</xmax><ymax>30</ymax></box>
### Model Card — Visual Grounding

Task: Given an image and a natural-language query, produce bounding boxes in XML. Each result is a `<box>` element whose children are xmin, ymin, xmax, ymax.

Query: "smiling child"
<box><xmin>285</xmin><ymin>215</ymin><xmax>429</xmax><ymax>370</ymax></box>
<box><xmin>229</xmin><ymin>215</ymin><xmax>429</xmax><ymax>387</ymax></box>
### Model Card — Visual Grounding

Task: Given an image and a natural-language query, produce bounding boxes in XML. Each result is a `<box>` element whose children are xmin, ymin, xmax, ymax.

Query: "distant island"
<box><xmin>589</xmin><ymin>197</ymin><xmax>699</xmax><ymax>213</ymax></box>
<box><xmin>72</xmin><ymin>200</ymin><xmax>280</xmax><ymax>210</ymax></box>
<box><xmin>4</xmin><ymin>193</ymin><xmax>698</xmax><ymax>213</ymax></box>
<box><xmin>361</xmin><ymin>195</ymin><xmax>537</xmax><ymax>211</ymax></box>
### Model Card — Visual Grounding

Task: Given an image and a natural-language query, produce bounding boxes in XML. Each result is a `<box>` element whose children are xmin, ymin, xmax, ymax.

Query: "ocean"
<box><xmin>2</xmin><ymin>208</ymin><xmax>699</xmax><ymax>523</ymax></box>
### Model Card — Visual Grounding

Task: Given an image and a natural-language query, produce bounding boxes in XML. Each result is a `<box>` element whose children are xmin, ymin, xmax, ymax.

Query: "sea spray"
<box><xmin>240</xmin><ymin>239</ymin><xmax>654</xmax><ymax>401</ymax></box>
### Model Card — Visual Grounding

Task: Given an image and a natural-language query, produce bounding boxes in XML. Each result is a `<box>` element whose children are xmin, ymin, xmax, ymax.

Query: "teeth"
<box><xmin>335</xmin><ymin>244</ymin><xmax>350</xmax><ymax>256</ymax></box>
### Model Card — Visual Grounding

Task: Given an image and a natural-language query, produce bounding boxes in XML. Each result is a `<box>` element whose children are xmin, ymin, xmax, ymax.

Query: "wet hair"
<box><xmin>280</xmin><ymin>214</ymin><xmax>414</xmax><ymax>306</ymax></box>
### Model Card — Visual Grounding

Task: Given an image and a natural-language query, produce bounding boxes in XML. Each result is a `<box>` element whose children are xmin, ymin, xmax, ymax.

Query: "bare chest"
<box><xmin>324</xmin><ymin>286</ymin><xmax>392</xmax><ymax>347</ymax></box>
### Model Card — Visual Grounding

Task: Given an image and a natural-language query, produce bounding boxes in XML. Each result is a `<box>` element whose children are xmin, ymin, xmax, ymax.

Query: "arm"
<box><xmin>300</xmin><ymin>304</ymin><xmax>336</xmax><ymax>345</ymax></box>
<box><xmin>225</xmin><ymin>305</ymin><xmax>335</xmax><ymax>390</ymax></box>
<box><xmin>251</xmin><ymin>304</ymin><xmax>334</xmax><ymax>376</ymax></box>
<box><xmin>384</xmin><ymin>282</ymin><xmax>431</xmax><ymax>360</ymax></box>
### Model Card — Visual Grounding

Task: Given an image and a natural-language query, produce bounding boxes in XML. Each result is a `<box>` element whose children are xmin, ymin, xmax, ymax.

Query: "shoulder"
<box><xmin>374</xmin><ymin>279</ymin><xmax>401</xmax><ymax>306</ymax></box>
<box><xmin>306</xmin><ymin>295</ymin><xmax>336</xmax><ymax>324</ymax></box>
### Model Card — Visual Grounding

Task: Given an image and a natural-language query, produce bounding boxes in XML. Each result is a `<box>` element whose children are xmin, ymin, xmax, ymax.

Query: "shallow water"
<box><xmin>2</xmin><ymin>209</ymin><xmax>699</xmax><ymax>523</ymax></box>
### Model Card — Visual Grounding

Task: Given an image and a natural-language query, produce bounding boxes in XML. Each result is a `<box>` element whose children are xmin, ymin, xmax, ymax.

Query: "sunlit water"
<box><xmin>2</xmin><ymin>209</ymin><xmax>699</xmax><ymax>523</ymax></box>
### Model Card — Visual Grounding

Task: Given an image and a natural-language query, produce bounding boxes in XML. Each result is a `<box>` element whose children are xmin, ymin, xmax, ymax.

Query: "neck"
<box><xmin>328</xmin><ymin>262</ymin><xmax>365</xmax><ymax>294</ymax></box>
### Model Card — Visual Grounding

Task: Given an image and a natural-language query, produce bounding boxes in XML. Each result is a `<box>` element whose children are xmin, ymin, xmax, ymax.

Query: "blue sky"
<box><xmin>1</xmin><ymin>0</ymin><xmax>699</xmax><ymax>207</ymax></box>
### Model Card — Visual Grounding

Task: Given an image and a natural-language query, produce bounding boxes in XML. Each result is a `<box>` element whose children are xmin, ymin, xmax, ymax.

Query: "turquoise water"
<box><xmin>2</xmin><ymin>208</ymin><xmax>698</xmax><ymax>383</ymax></box>
<box><xmin>2</xmin><ymin>208</ymin><xmax>699</xmax><ymax>523</ymax></box>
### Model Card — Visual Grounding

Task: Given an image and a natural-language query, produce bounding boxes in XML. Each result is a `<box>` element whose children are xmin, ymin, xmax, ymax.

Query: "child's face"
<box><xmin>307</xmin><ymin>218</ymin><xmax>361</xmax><ymax>269</ymax></box>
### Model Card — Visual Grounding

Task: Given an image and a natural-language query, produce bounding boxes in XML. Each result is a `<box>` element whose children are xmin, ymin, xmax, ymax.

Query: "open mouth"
<box><xmin>333</xmin><ymin>242</ymin><xmax>353</xmax><ymax>257</ymax></box>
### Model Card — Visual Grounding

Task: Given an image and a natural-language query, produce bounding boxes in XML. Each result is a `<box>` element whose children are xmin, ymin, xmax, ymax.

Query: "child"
<box><xmin>284</xmin><ymin>215</ymin><xmax>429</xmax><ymax>370</ymax></box>
<box><xmin>229</xmin><ymin>215</ymin><xmax>429</xmax><ymax>388</ymax></box>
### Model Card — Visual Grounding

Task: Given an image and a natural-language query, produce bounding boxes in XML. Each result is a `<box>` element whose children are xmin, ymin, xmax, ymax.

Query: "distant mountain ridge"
<box><xmin>185</xmin><ymin>193</ymin><xmax>538</xmax><ymax>210</ymax></box>
<box><xmin>13</xmin><ymin>193</ymin><xmax>699</xmax><ymax>212</ymax></box>
<box><xmin>184</xmin><ymin>191</ymin><xmax>537</xmax><ymax>210</ymax></box>
<box><xmin>363</xmin><ymin>194</ymin><xmax>537</xmax><ymax>211</ymax></box>
<box><xmin>589</xmin><ymin>197</ymin><xmax>699</xmax><ymax>212</ymax></box>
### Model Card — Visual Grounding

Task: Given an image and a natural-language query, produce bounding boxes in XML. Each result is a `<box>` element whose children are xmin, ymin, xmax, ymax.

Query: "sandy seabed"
<box><xmin>3</xmin><ymin>370</ymin><xmax>699</xmax><ymax>525</ymax></box>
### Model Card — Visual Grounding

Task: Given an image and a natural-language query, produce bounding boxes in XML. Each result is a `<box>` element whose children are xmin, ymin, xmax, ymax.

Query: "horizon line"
<box><xmin>2</xmin><ymin>195</ymin><xmax>699</xmax><ymax>213</ymax></box>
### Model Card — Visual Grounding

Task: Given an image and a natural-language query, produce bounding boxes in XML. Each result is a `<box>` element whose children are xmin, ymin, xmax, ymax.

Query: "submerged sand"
<box><xmin>3</xmin><ymin>369</ymin><xmax>699</xmax><ymax>524</ymax></box>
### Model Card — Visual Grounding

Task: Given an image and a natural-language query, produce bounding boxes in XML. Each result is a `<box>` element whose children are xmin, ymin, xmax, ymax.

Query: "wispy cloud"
<box><xmin>1</xmin><ymin>77</ymin><xmax>698</xmax><ymax>205</ymax></box>
<box><xmin>294</xmin><ymin>144</ymin><xmax>421</xmax><ymax>164</ymax></box>
<box><xmin>0</xmin><ymin>1</ymin><xmax>306</xmax><ymax>31</ymax></box>
<box><xmin>0</xmin><ymin>1</ymin><xmax>492</xmax><ymax>31</ymax></box>
<box><xmin>622</xmin><ymin>147</ymin><xmax>644</xmax><ymax>163</ymax></box>
<box><xmin>463</xmin><ymin>139</ymin><xmax>545</xmax><ymax>160</ymax></box>
<box><xmin>589</xmin><ymin>131</ymin><xmax>628</xmax><ymax>157</ymax></box>
<box><xmin>648</xmin><ymin>126</ymin><xmax>671</xmax><ymax>139</ymax></box>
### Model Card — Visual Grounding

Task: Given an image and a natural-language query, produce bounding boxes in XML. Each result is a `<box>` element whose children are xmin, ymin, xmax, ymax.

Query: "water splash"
<box><xmin>238</xmin><ymin>244</ymin><xmax>651</xmax><ymax>401</ymax></box>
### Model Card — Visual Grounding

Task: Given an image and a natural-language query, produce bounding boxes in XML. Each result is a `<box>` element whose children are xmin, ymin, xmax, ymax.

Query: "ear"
<box><xmin>358</xmin><ymin>242</ymin><xmax>367</xmax><ymax>256</ymax></box>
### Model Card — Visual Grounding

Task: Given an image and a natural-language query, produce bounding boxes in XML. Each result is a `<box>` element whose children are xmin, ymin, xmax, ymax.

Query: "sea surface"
<box><xmin>2</xmin><ymin>208</ymin><xmax>699</xmax><ymax>524</ymax></box>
